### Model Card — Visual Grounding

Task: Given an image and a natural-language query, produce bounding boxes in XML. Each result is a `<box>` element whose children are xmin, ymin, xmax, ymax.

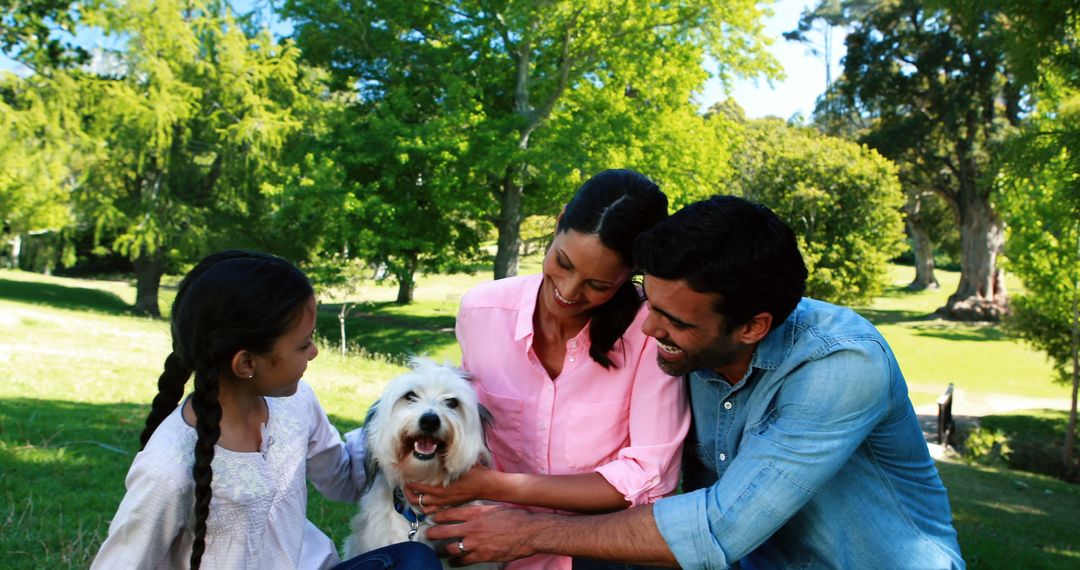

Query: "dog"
<box><xmin>343</xmin><ymin>357</ymin><xmax>498</xmax><ymax>568</ymax></box>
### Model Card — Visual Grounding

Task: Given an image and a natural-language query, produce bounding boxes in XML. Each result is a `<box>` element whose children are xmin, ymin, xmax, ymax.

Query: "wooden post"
<box><xmin>937</xmin><ymin>383</ymin><xmax>955</xmax><ymax>446</ymax></box>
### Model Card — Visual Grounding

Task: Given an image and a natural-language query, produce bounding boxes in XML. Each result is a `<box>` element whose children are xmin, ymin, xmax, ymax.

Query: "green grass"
<box><xmin>854</xmin><ymin>265</ymin><xmax>1067</xmax><ymax>407</ymax></box>
<box><xmin>1</xmin><ymin>262</ymin><xmax>1077</xmax><ymax>568</ymax></box>
<box><xmin>939</xmin><ymin>460</ymin><xmax>1080</xmax><ymax>567</ymax></box>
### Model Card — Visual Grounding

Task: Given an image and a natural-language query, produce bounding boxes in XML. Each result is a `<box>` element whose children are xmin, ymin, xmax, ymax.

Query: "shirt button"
<box><xmin>569</xmin><ymin>340</ymin><xmax>578</xmax><ymax>348</ymax></box>
<box><xmin>719</xmin><ymin>453</ymin><xmax>727</xmax><ymax>461</ymax></box>
<box><xmin>723</xmin><ymin>401</ymin><xmax>733</xmax><ymax>410</ymax></box>
<box><xmin>568</xmin><ymin>356</ymin><xmax>575</xmax><ymax>362</ymax></box>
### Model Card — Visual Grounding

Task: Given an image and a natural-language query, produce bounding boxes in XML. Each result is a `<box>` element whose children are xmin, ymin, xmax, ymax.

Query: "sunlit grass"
<box><xmin>855</xmin><ymin>265</ymin><xmax>1066</xmax><ymax>407</ymax></box>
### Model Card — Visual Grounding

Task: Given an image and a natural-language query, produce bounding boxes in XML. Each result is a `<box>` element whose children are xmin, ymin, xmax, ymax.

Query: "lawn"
<box><xmin>855</xmin><ymin>266</ymin><xmax>1066</xmax><ymax>408</ymax></box>
<box><xmin>1</xmin><ymin>263</ymin><xmax>1077</xmax><ymax>568</ymax></box>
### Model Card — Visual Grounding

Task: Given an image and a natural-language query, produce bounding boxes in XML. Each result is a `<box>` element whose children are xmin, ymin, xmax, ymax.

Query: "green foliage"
<box><xmin>0</xmin><ymin>0</ymin><xmax>89</xmax><ymax>68</ymax></box>
<box><xmin>730</xmin><ymin>118</ymin><xmax>905</xmax><ymax>305</ymax></box>
<box><xmin>66</xmin><ymin>0</ymin><xmax>336</xmax><ymax>312</ymax></box>
<box><xmin>963</xmin><ymin>426</ymin><xmax>1013</xmax><ymax>468</ymax></box>
<box><xmin>284</xmin><ymin>0</ymin><xmax>780</xmax><ymax>280</ymax></box>
<box><xmin>0</xmin><ymin>71</ymin><xmax>83</xmax><ymax>241</ymax></box>
<box><xmin>804</xmin><ymin>0</ymin><xmax>1026</xmax><ymax>318</ymax></box>
<box><xmin>999</xmin><ymin>146</ymin><xmax>1080</xmax><ymax>384</ymax></box>
<box><xmin>996</xmin><ymin>5</ymin><xmax>1080</xmax><ymax>388</ymax></box>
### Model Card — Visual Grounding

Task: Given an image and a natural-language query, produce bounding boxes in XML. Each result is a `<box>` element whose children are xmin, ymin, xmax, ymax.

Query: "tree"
<box><xmin>0</xmin><ymin>71</ymin><xmax>84</xmax><ymax>269</ymax></box>
<box><xmin>994</xmin><ymin>0</ymin><xmax>1080</xmax><ymax>478</ymax></box>
<box><xmin>728</xmin><ymin>117</ymin><xmax>905</xmax><ymax>305</ymax></box>
<box><xmin>0</xmin><ymin>0</ymin><xmax>89</xmax><ymax>69</ymax></box>
<box><xmin>75</xmin><ymin>0</ymin><xmax>330</xmax><ymax>315</ymax></box>
<box><xmin>1000</xmin><ymin>144</ymin><xmax>1080</xmax><ymax>478</ymax></box>
<box><xmin>284</xmin><ymin>0</ymin><xmax>778</xmax><ymax>281</ymax></box>
<box><xmin>806</xmin><ymin>0</ymin><xmax>1025</xmax><ymax>320</ymax></box>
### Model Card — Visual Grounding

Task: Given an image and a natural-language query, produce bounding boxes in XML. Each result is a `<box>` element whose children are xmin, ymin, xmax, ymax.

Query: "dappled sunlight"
<box><xmin>975</xmin><ymin>500</ymin><xmax>1047</xmax><ymax>516</ymax></box>
<box><xmin>937</xmin><ymin>460</ymin><xmax>1080</xmax><ymax>566</ymax></box>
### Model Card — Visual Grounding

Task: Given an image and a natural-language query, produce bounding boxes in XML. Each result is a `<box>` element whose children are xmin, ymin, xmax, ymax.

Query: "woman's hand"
<box><xmin>405</xmin><ymin>464</ymin><xmax>500</xmax><ymax>514</ymax></box>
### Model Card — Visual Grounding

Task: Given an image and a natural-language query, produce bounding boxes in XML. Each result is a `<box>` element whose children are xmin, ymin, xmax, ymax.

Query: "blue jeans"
<box><xmin>333</xmin><ymin>541</ymin><xmax>441</xmax><ymax>570</ymax></box>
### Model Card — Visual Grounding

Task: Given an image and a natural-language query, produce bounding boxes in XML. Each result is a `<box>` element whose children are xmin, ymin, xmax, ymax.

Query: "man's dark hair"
<box><xmin>634</xmin><ymin>195</ymin><xmax>807</xmax><ymax>331</ymax></box>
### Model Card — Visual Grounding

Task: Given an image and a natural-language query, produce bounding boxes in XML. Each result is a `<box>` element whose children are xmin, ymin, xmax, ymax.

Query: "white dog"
<box><xmin>343</xmin><ymin>358</ymin><xmax>498</xmax><ymax>568</ymax></box>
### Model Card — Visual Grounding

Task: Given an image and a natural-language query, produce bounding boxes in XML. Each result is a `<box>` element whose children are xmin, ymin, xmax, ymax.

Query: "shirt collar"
<box><xmin>749</xmin><ymin>298</ymin><xmax>802</xmax><ymax>371</ymax></box>
<box><xmin>514</xmin><ymin>274</ymin><xmax>543</xmax><ymax>342</ymax></box>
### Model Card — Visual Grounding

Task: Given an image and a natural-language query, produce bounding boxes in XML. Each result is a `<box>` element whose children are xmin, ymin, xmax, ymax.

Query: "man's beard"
<box><xmin>655</xmin><ymin>339</ymin><xmax>741</xmax><ymax>378</ymax></box>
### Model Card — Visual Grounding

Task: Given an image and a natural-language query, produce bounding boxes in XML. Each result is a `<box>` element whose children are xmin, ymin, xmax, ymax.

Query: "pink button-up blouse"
<box><xmin>455</xmin><ymin>274</ymin><xmax>690</xmax><ymax>570</ymax></box>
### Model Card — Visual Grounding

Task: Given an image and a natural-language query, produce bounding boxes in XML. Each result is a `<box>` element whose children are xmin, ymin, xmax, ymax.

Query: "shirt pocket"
<box><xmin>476</xmin><ymin>388</ymin><xmax>526</xmax><ymax>470</ymax></box>
<box><xmin>562</xmin><ymin>397</ymin><xmax>631</xmax><ymax>471</ymax></box>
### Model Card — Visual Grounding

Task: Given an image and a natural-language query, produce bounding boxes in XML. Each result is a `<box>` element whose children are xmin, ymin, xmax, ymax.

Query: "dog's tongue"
<box><xmin>414</xmin><ymin>437</ymin><xmax>438</xmax><ymax>455</ymax></box>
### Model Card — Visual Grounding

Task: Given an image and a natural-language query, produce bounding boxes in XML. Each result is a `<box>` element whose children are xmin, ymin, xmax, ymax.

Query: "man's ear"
<box><xmin>230</xmin><ymin>350</ymin><xmax>257</xmax><ymax>379</ymax></box>
<box><xmin>737</xmin><ymin>312</ymin><xmax>773</xmax><ymax>345</ymax></box>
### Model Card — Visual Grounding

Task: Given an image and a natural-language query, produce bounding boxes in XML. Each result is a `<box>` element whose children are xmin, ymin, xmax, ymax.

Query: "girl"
<box><xmin>93</xmin><ymin>250</ymin><xmax>438</xmax><ymax>569</ymax></box>
<box><xmin>408</xmin><ymin>170</ymin><xmax>690</xmax><ymax>569</ymax></box>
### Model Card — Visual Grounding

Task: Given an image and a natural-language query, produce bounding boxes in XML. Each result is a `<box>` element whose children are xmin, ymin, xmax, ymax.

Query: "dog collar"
<box><xmin>393</xmin><ymin>487</ymin><xmax>427</xmax><ymax>525</ymax></box>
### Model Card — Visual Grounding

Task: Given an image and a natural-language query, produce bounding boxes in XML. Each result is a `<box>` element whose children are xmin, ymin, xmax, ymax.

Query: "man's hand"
<box><xmin>425</xmin><ymin>504</ymin><xmax>541</xmax><ymax>565</ymax></box>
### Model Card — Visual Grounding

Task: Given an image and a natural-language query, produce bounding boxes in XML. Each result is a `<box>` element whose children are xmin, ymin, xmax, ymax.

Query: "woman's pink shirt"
<box><xmin>456</xmin><ymin>274</ymin><xmax>690</xmax><ymax>569</ymax></box>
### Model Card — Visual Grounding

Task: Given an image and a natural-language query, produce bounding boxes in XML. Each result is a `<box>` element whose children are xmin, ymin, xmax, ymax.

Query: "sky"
<box><xmin>2</xmin><ymin>0</ymin><xmax>840</xmax><ymax>121</ymax></box>
<box><xmin>715</xmin><ymin>0</ymin><xmax>845</xmax><ymax>120</ymax></box>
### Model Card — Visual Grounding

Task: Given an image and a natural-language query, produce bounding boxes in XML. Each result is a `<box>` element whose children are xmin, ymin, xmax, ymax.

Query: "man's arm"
<box><xmin>425</xmin><ymin>503</ymin><xmax>678</xmax><ymax>567</ymax></box>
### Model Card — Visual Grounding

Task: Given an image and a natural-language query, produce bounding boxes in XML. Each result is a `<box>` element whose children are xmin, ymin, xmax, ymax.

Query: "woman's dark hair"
<box><xmin>137</xmin><ymin>249</ymin><xmax>313</xmax><ymax>570</ymax></box>
<box><xmin>634</xmin><ymin>195</ymin><xmax>807</xmax><ymax>332</ymax></box>
<box><xmin>556</xmin><ymin>169</ymin><xmax>668</xmax><ymax>368</ymax></box>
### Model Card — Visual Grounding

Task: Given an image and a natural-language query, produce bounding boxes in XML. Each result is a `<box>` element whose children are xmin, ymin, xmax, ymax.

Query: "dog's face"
<box><xmin>366</xmin><ymin>358</ymin><xmax>491</xmax><ymax>486</ymax></box>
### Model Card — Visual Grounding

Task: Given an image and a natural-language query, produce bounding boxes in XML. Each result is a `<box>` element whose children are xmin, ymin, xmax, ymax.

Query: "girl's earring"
<box><xmin>248</xmin><ymin>373</ymin><xmax>254</xmax><ymax>379</ymax></box>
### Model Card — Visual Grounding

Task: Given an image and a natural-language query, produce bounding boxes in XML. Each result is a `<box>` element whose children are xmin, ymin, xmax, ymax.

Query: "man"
<box><xmin>426</xmin><ymin>196</ymin><xmax>964</xmax><ymax>569</ymax></box>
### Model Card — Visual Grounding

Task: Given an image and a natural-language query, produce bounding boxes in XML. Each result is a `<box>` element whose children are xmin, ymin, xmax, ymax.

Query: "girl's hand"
<box><xmin>405</xmin><ymin>464</ymin><xmax>498</xmax><ymax>514</ymax></box>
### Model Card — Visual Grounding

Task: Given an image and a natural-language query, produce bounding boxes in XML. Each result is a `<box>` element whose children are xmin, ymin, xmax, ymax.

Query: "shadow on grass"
<box><xmin>978</xmin><ymin>410</ymin><xmax>1079</xmax><ymax>482</ymax></box>
<box><xmin>0</xmin><ymin>398</ymin><xmax>146</xmax><ymax>568</ymax></box>
<box><xmin>937</xmin><ymin>460</ymin><xmax>1080</xmax><ymax>568</ymax></box>
<box><xmin>909</xmin><ymin>322</ymin><xmax>1010</xmax><ymax>342</ymax></box>
<box><xmin>854</xmin><ymin>307</ymin><xmax>935</xmax><ymax>325</ymax></box>
<box><xmin>317</xmin><ymin>302</ymin><xmax>458</xmax><ymax>361</ymax></box>
<box><xmin>0</xmin><ymin>277</ymin><xmax>131</xmax><ymax>315</ymax></box>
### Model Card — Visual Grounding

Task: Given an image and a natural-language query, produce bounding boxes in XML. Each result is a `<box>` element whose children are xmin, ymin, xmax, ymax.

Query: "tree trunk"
<box><xmin>907</xmin><ymin>218</ymin><xmax>939</xmax><ymax>291</ymax></box>
<box><xmin>133</xmin><ymin>250</ymin><xmax>165</xmax><ymax>317</ymax></box>
<box><xmin>1066</xmin><ymin>249</ymin><xmax>1079</xmax><ymax>479</ymax></box>
<box><xmin>9</xmin><ymin>233</ymin><xmax>21</xmax><ymax>269</ymax></box>
<box><xmin>493</xmin><ymin>171</ymin><xmax>523</xmax><ymax>280</ymax></box>
<box><xmin>394</xmin><ymin>252</ymin><xmax>419</xmax><ymax>304</ymax></box>
<box><xmin>937</xmin><ymin>194</ymin><xmax>1007</xmax><ymax>321</ymax></box>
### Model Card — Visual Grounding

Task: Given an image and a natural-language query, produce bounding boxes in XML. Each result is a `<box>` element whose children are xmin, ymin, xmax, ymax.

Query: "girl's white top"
<box><xmin>92</xmin><ymin>381</ymin><xmax>366</xmax><ymax>570</ymax></box>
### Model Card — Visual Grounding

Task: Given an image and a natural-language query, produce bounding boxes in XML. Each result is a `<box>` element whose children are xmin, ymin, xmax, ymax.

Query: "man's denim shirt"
<box><xmin>653</xmin><ymin>298</ymin><xmax>964</xmax><ymax>569</ymax></box>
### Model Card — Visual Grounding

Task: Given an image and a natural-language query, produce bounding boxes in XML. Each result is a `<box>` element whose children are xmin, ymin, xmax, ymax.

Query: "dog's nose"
<box><xmin>419</xmin><ymin>412</ymin><xmax>441</xmax><ymax>433</ymax></box>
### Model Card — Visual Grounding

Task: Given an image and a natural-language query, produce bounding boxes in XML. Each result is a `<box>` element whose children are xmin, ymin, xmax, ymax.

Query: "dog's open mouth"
<box><xmin>409</xmin><ymin>436</ymin><xmax>444</xmax><ymax>461</ymax></box>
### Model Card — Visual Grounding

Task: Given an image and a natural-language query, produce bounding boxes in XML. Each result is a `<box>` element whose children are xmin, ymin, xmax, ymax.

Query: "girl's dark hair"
<box><xmin>137</xmin><ymin>249</ymin><xmax>313</xmax><ymax>570</ymax></box>
<box><xmin>556</xmin><ymin>169</ymin><xmax>668</xmax><ymax>368</ymax></box>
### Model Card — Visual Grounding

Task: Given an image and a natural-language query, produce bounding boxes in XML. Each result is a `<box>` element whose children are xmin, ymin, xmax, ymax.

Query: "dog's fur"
<box><xmin>343</xmin><ymin>358</ymin><xmax>497</xmax><ymax>568</ymax></box>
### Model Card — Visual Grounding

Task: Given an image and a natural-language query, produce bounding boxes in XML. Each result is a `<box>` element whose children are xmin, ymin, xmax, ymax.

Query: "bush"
<box><xmin>979</xmin><ymin>411</ymin><xmax>1080</xmax><ymax>481</ymax></box>
<box><xmin>962</xmin><ymin>426</ymin><xmax>1013</xmax><ymax>468</ymax></box>
<box><xmin>728</xmin><ymin>119</ymin><xmax>906</xmax><ymax>306</ymax></box>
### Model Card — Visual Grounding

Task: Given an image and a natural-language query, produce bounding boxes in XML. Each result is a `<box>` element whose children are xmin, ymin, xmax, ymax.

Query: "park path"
<box><xmin>915</xmin><ymin>388</ymin><xmax>1073</xmax><ymax>459</ymax></box>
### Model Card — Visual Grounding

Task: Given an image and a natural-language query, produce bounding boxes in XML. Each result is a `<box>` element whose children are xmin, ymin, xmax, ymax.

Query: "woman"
<box><xmin>408</xmin><ymin>170</ymin><xmax>690</xmax><ymax>569</ymax></box>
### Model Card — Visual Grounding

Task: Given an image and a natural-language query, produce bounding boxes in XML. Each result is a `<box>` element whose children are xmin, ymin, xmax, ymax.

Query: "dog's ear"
<box><xmin>455</xmin><ymin>366</ymin><xmax>474</xmax><ymax>382</ymax></box>
<box><xmin>362</xmin><ymin>400</ymin><xmax>381</xmax><ymax>492</ymax></box>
